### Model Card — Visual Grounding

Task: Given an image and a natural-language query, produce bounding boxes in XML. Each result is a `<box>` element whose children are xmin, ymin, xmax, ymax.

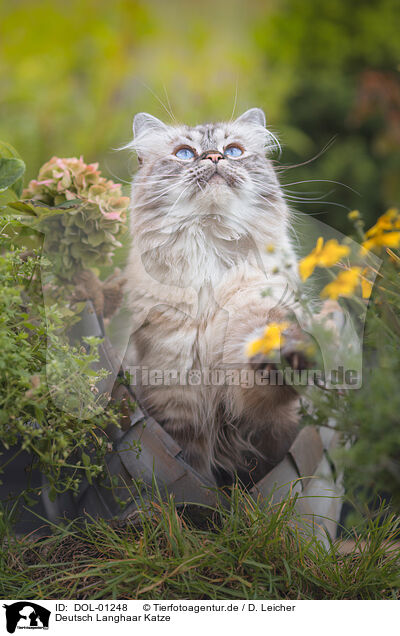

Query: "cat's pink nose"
<box><xmin>204</xmin><ymin>151</ymin><xmax>223</xmax><ymax>163</ymax></box>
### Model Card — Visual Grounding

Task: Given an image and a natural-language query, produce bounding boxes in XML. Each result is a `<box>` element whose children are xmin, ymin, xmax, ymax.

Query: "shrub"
<box><xmin>0</xmin><ymin>146</ymin><xmax>124</xmax><ymax>499</ymax></box>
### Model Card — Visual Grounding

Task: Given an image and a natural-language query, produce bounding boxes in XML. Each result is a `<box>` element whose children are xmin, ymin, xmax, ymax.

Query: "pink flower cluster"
<box><xmin>23</xmin><ymin>156</ymin><xmax>129</xmax><ymax>222</ymax></box>
<box><xmin>22</xmin><ymin>156</ymin><xmax>129</xmax><ymax>276</ymax></box>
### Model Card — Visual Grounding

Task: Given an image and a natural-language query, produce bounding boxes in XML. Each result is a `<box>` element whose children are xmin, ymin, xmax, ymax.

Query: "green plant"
<box><xmin>0</xmin><ymin>146</ymin><xmax>122</xmax><ymax>500</ymax></box>
<box><xmin>299</xmin><ymin>208</ymin><xmax>400</xmax><ymax>515</ymax></box>
<box><xmin>0</xmin><ymin>238</ymin><xmax>121</xmax><ymax>498</ymax></box>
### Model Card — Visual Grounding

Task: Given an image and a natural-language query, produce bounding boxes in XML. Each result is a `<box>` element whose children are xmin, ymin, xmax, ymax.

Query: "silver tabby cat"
<box><xmin>124</xmin><ymin>108</ymin><xmax>302</xmax><ymax>485</ymax></box>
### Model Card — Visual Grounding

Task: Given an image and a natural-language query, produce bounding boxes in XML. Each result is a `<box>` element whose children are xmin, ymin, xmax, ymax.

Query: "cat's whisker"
<box><xmin>248</xmin><ymin>178</ymin><xmax>334</xmax><ymax>203</ymax></box>
<box><xmin>282</xmin><ymin>178</ymin><xmax>359</xmax><ymax>195</ymax></box>
<box><xmin>283</xmin><ymin>188</ymin><xmax>326</xmax><ymax>196</ymax></box>
<box><xmin>137</xmin><ymin>174</ymin><xmax>179</xmax><ymax>183</ymax></box>
<box><xmin>103</xmin><ymin>162</ymin><xmax>132</xmax><ymax>186</ymax></box>
<box><xmin>139</xmin><ymin>80</ymin><xmax>176</xmax><ymax>123</ymax></box>
<box><xmin>162</xmin><ymin>84</ymin><xmax>177</xmax><ymax>124</ymax></box>
<box><xmin>251</xmin><ymin>190</ymin><xmax>350</xmax><ymax>214</ymax></box>
<box><xmin>264</xmin><ymin>137</ymin><xmax>282</xmax><ymax>157</ymax></box>
<box><xmin>143</xmin><ymin>182</ymin><xmax>180</xmax><ymax>197</ymax></box>
<box><xmin>243</xmin><ymin>176</ymin><xmax>280</xmax><ymax>189</ymax></box>
<box><xmin>139</xmin><ymin>183</ymin><xmax>182</xmax><ymax>206</ymax></box>
<box><xmin>248</xmin><ymin>178</ymin><xmax>354</xmax><ymax>214</ymax></box>
<box><xmin>196</xmin><ymin>180</ymin><xmax>205</xmax><ymax>193</ymax></box>
<box><xmin>275</xmin><ymin>136</ymin><xmax>338</xmax><ymax>173</ymax></box>
<box><xmin>230</xmin><ymin>78</ymin><xmax>239</xmax><ymax>122</ymax></box>
<box><xmin>140</xmin><ymin>182</ymin><xmax>178</xmax><ymax>195</ymax></box>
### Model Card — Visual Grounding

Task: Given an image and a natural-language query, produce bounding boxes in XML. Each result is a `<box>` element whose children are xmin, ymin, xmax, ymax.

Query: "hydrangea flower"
<box><xmin>22</xmin><ymin>156</ymin><xmax>129</xmax><ymax>277</ymax></box>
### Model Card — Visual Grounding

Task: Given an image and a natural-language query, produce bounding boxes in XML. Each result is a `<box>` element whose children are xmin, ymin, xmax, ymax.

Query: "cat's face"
<box><xmin>129</xmin><ymin>108</ymin><xmax>287</xmax><ymax>238</ymax></box>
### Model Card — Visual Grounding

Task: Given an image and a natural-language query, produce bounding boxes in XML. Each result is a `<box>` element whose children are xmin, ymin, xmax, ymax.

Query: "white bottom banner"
<box><xmin>1</xmin><ymin>599</ymin><xmax>398</xmax><ymax>635</ymax></box>
<box><xmin>2</xmin><ymin>599</ymin><xmax>399</xmax><ymax>635</ymax></box>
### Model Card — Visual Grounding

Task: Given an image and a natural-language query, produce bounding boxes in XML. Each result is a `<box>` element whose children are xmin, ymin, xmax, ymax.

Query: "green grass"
<box><xmin>1</xmin><ymin>488</ymin><xmax>399</xmax><ymax>600</ymax></box>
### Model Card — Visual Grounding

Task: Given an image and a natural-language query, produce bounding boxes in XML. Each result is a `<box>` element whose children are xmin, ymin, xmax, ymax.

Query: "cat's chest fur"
<box><xmin>141</xmin><ymin>227</ymin><xmax>252</xmax><ymax>291</ymax></box>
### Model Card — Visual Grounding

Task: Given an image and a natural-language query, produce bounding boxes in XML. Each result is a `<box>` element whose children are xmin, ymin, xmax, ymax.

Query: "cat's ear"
<box><xmin>235</xmin><ymin>108</ymin><xmax>266</xmax><ymax>128</ymax></box>
<box><xmin>133</xmin><ymin>112</ymin><xmax>168</xmax><ymax>138</ymax></box>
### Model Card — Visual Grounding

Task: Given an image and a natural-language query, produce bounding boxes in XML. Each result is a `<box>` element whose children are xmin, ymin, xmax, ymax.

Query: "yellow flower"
<box><xmin>246</xmin><ymin>321</ymin><xmax>289</xmax><ymax>357</ymax></box>
<box><xmin>362</xmin><ymin>209</ymin><xmax>400</xmax><ymax>252</ymax></box>
<box><xmin>366</xmin><ymin>208</ymin><xmax>399</xmax><ymax>236</ymax></box>
<box><xmin>299</xmin><ymin>237</ymin><xmax>324</xmax><ymax>281</ymax></box>
<box><xmin>360</xmin><ymin>268</ymin><xmax>373</xmax><ymax>299</ymax></box>
<box><xmin>348</xmin><ymin>209</ymin><xmax>361</xmax><ymax>221</ymax></box>
<box><xmin>299</xmin><ymin>237</ymin><xmax>350</xmax><ymax>281</ymax></box>
<box><xmin>317</xmin><ymin>240</ymin><xmax>351</xmax><ymax>267</ymax></box>
<box><xmin>321</xmin><ymin>267</ymin><xmax>361</xmax><ymax>300</ymax></box>
<box><xmin>362</xmin><ymin>232</ymin><xmax>400</xmax><ymax>252</ymax></box>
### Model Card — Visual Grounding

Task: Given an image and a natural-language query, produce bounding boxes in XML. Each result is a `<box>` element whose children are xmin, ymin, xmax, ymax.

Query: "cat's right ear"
<box><xmin>132</xmin><ymin>113</ymin><xmax>168</xmax><ymax>164</ymax></box>
<box><xmin>133</xmin><ymin>113</ymin><xmax>168</xmax><ymax>138</ymax></box>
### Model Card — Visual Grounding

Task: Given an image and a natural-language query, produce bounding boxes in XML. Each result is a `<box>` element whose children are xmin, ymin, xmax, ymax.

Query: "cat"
<box><xmin>124</xmin><ymin>108</ymin><xmax>306</xmax><ymax>486</ymax></box>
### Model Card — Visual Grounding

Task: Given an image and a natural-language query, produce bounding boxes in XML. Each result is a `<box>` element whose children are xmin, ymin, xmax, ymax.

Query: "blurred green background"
<box><xmin>1</xmin><ymin>0</ymin><xmax>399</xmax><ymax>232</ymax></box>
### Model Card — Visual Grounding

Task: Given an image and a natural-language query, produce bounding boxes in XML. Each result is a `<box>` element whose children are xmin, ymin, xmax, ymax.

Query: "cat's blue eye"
<box><xmin>175</xmin><ymin>147</ymin><xmax>195</xmax><ymax>160</ymax></box>
<box><xmin>224</xmin><ymin>145</ymin><xmax>243</xmax><ymax>158</ymax></box>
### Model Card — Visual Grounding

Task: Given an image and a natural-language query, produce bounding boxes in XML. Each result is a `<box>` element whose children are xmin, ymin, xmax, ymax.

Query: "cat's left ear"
<box><xmin>235</xmin><ymin>108</ymin><xmax>266</xmax><ymax>127</ymax></box>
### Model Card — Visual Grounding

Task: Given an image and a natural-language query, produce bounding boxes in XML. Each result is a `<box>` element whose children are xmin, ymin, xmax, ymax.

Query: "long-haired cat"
<box><xmin>124</xmin><ymin>108</ymin><xmax>305</xmax><ymax>485</ymax></box>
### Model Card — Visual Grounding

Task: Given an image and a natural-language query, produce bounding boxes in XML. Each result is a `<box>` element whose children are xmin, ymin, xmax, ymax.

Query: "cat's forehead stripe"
<box><xmin>176</xmin><ymin>123</ymin><xmax>230</xmax><ymax>150</ymax></box>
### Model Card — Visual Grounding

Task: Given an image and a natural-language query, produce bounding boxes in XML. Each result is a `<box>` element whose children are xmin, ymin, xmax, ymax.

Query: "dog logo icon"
<box><xmin>3</xmin><ymin>602</ymin><xmax>50</xmax><ymax>633</ymax></box>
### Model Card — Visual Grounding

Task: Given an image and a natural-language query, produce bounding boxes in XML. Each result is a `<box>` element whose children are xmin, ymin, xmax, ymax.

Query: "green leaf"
<box><xmin>0</xmin><ymin>142</ymin><xmax>24</xmax><ymax>194</ymax></box>
<box><xmin>7</xmin><ymin>201</ymin><xmax>38</xmax><ymax>216</ymax></box>
<box><xmin>9</xmin><ymin>201</ymin><xmax>67</xmax><ymax>226</ymax></box>
<box><xmin>81</xmin><ymin>451</ymin><xmax>93</xmax><ymax>484</ymax></box>
<box><xmin>0</xmin><ymin>188</ymin><xmax>19</xmax><ymax>210</ymax></box>
<box><xmin>0</xmin><ymin>157</ymin><xmax>25</xmax><ymax>193</ymax></box>
<box><xmin>81</xmin><ymin>451</ymin><xmax>90</xmax><ymax>467</ymax></box>
<box><xmin>0</xmin><ymin>140</ymin><xmax>22</xmax><ymax>160</ymax></box>
<box><xmin>48</xmin><ymin>485</ymin><xmax>57</xmax><ymax>502</ymax></box>
<box><xmin>12</xmin><ymin>175</ymin><xmax>25</xmax><ymax>198</ymax></box>
<box><xmin>56</xmin><ymin>198</ymin><xmax>82</xmax><ymax>209</ymax></box>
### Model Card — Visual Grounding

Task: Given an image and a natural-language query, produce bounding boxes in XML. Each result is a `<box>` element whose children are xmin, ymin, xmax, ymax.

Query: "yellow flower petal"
<box><xmin>263</xmin><ymin>321</ymin><xmax>289</xmax><ymax>336</ymax></box>
<box><xmin>379</xmin><ymin>232</ymin><xmax>400</xmax><ymax>248</ymax></box>
<box><xmin>321</xmin><ymin>267</ymin><xmax>361</xmax><ymax>300</ymax></box>
<box><xmin>246</xmin><ymin>322</ymin><xmax>289</xmax><ymax>357</ymax></box>
<box><xmin>360</xmin><ymin>268</ymin><xmax>373</xmax><ymax>299</ymax></box>
<box><xmin>315</xmin><ymin>236</ymin><xmax>324</xmax><ymax>254</ymax></box>
<box><xmin>365</xmin><ymin>209</ymin><xmax>400</xmax><ymax>238</ymax></box>
<box><xmin>317</xmin><ymin>239</ymin><xmax>350</xmax><ymax>267</ymax></box>
<box><xmin>361</xmin><ymin>279</ymin><xmax>372</xmax><ymax>299</ymax></box>
<box><xmin>246</xmin><ymin>338</ymin><xmax>264</xmax><ymax>358</ymax></box>
<box><xmin>299</xmin><ymin>254</ymin><xmax>318</xmax><ymax>281</ymax></box>
<box><xmin>298</xmin><ymin>236</ymin><xmax>324</xmax><ymax>281</ymax></box>
<box><xmin>298</xmin><ymin>237</ymin><xmax>350</xmax><ymax>281</ymax></box>
<box><xmin>362</xmin><ymin>231</ymin><xmax>400</xmax><ymax>252</ymax></box>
